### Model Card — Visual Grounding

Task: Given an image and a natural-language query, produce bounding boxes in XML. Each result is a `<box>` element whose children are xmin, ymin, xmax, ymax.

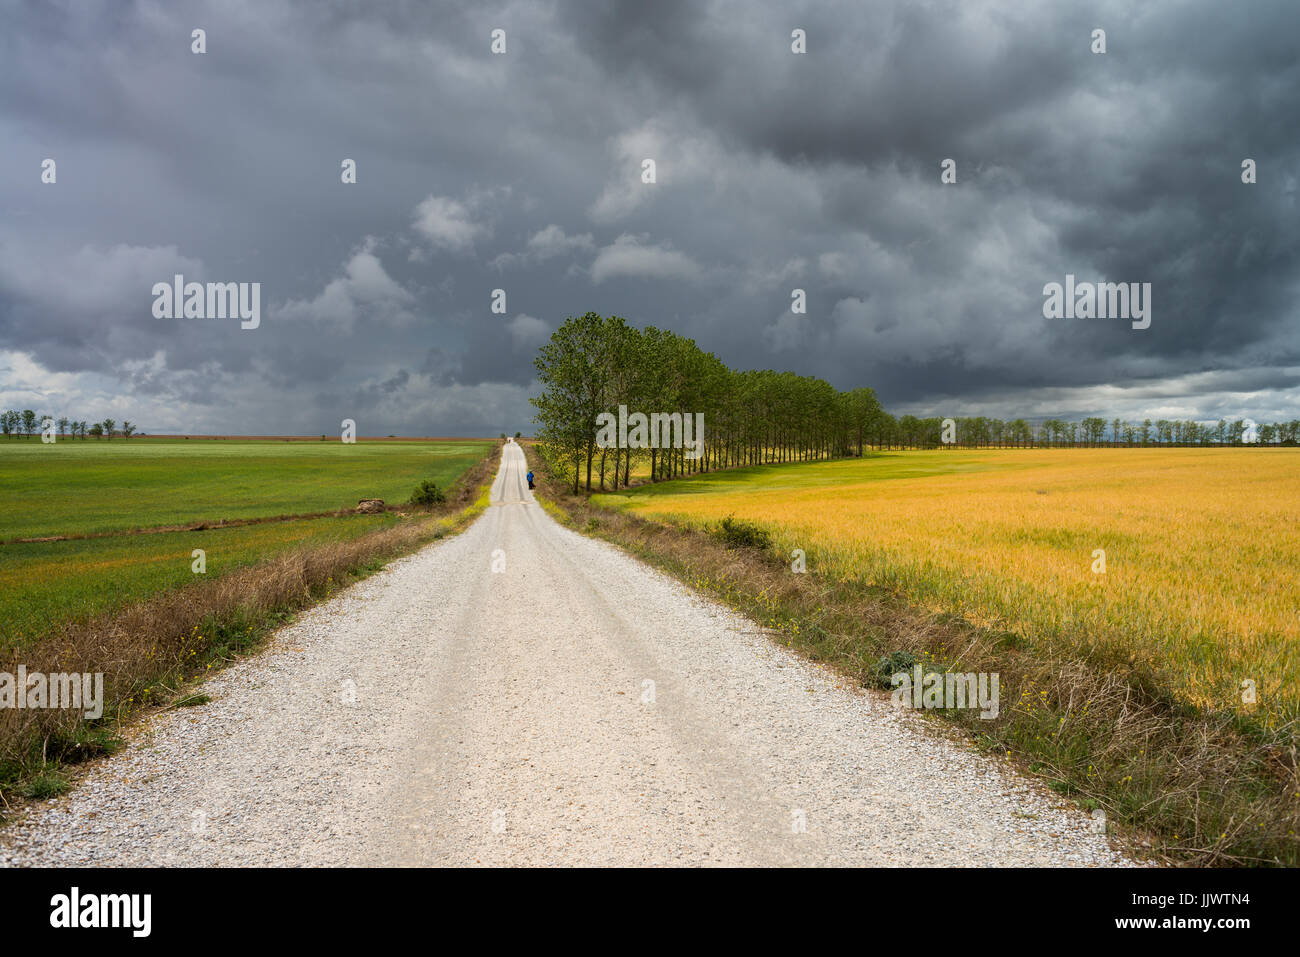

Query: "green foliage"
<box><xmin>19</xmin><ymin>769</ymin><xmax>71</xmax><ymax>799</ymax></box>
<box><xmin>871</xmin><ymin>650</ymin><xmax>920</xmax><ymax>688</ymax></box>
<box><xmin>530</xmin><ymin>313</ymin><xmax>889</xmax><ymax>495</ymax></box>
<box><xmin>869</xmin><ymin>650</ymin><xmax>950</xmax><ymax>690</ymax></box>
<box><xmin>409</xmin><ymin>480</ymin><xmax>447</xmax><ymax>506</ymax></box>
<box><xmin>45</xmin><ymin>723</ymin><xmax>124</xmax><ymax>763</ymax></box>
<box><xmin>712</xmin><ymin>516</ymin><xmax>772</xmax><ymax>550</ymax></box>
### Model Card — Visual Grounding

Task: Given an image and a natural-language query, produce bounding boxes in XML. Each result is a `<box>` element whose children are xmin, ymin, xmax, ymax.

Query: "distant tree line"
<box><xmin>532</xmin><ymin>313</ymin><xmax>1299</xmax><ymax>494</ymax></box>
<box><xmin>0</xmin><ymin>410</ymin><xmax>137</xmax><ymax>440</ymax></box>
<box><xmin>887</xmin><ymin>415</ymin><xmax>1300</xmax><ymax>449</ymax></box>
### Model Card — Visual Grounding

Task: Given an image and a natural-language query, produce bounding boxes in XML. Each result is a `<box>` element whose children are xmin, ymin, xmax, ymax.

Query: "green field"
<box><xmin>0</xmin><ymin>438</ymin><xmax>495</xmax><ymax>648</ymax></box>
<box><xmin>0</xmin><ymin>438</ymin><xmax>494</xmax><ymax>539</ymax></box>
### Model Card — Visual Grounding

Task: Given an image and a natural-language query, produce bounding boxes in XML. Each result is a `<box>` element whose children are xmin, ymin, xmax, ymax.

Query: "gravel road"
<box><xmin>1</xmin><ymin>443</ymin><xmax>1132</xmax><ymax>866</ymax></box>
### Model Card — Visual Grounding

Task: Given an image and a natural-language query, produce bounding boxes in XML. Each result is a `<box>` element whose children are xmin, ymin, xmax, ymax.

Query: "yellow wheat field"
<box><xmin>600</xmin><ymin>449</ymin><xmax>1300</xmax><ymax>721</ymax></box>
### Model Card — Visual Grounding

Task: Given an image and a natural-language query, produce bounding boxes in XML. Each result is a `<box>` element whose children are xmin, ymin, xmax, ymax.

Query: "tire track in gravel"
<box><xmin>0</xmin><ymin>443</ymin><xmax>1133</xmax><ymax>867</ymax></box>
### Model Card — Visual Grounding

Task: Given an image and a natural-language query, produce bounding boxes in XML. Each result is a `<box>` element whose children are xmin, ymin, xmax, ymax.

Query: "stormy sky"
<box><xmin>1</xmin><ymin>0</ymin><xmax>1297</xmax><ymax>436</ymax></box>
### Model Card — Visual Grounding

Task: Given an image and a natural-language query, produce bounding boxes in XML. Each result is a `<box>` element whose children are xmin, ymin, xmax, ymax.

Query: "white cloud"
<box><xmin>589</xmin><ymin>234</ymin><xmax>702</xmax><ymax>284</ymax></box>
<box><xmin>588</xmin><ymin>118</ymin><xmax>723</xmax><ymax>223</ymax></box>
<box><xmin>274</xmin><ymin>238</ymin><xmax>414</xmax><ymax>328</ymax></box>
<box><xmin>506</xmin><ymin>313</ymin><xmax>550</xmax><ymax>348</ymax></box>
<box><xmin>526</xmin><ymin>224</ymin><xmax>594</xmax><ymax>259</ymax></box>
<box><xmin>411</xmin><ymin>194</ymin><xmax>490</xmax><ymax>253</ymax></box>
<box><xmin>0</xmin><ymin>347</ymin><xmax>265</xmax><ymax>435</ymax></box>
<box><xmin>489</xmin><ymin>224</ymin><xmax>594</xmax><ymax>270</ymax></box>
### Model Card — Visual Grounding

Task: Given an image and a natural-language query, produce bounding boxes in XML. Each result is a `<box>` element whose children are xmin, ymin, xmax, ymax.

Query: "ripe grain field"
<box><xmin>594</xmin><ymin>448</ymin><xmax>1300</xmax><ymax>727</ymax></box>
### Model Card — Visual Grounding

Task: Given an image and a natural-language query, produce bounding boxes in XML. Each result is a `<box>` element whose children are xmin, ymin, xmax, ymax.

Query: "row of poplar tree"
<box><xmin>532</xmin><ymin>312</ymin><xmax>883</xmax><ymax>493</ymax></box>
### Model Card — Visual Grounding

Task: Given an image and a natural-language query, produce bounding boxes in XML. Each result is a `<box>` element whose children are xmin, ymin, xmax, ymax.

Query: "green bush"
<box><xmin>713</xmin><ymin>516</ymin><xmax>773</xmax><ymax>550</ymax></box>
<box><xmin>20</xmin><ymin>769</ymin><xmax>70</xmax><ymax>799</ymax></box>
<box><xmin>871</xmin><ymin>650</ymin><xmax>920</xmax><ymax>688</ymax></box>
<box><xmin>409</xmin><ymin>480</ymin><xmax>446</xmax><ymax>506</ymax></box>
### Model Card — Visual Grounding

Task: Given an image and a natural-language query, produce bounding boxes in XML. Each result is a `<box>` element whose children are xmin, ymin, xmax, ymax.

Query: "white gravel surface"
<box><xmin>0</xmin><ymin>443</ymin><xmax>1133</xmax><ymax>866</ymax></box>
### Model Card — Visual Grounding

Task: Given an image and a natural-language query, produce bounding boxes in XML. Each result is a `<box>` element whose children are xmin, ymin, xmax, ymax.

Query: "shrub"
<box><xmin>713</xmin><ymin>516</ymin><xmax>773</xmax><ymax>550</ymax></box>
<box><xmin>871</xmin><ymin>650</ymin><xmax>920</xmax><ymax>688</ymax></box>
<box><xmin>409</xmin><ymin>480</ymin><xmax>446</xmax><ymax>506</ymax></box>
<box><xmin>869</xmin><ymin>650</ymin><xmax>952</xmax><ymax>690</ymax></box>
<box><xmin>20</xmin><ymin>769</ymin><xmax>70</xmax><ymax>799</ymax></box>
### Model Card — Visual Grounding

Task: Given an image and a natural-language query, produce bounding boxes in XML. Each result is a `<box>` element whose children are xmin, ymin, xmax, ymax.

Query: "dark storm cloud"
<box><xmin>559</xmin><ymin>0</ymin><xmax>1300</xmax><ymax>410</ymax></box>
<box><xmin>0</xmin><ymin>0</ymin><xmax>1297</xmax><ymax>435</ymax></box>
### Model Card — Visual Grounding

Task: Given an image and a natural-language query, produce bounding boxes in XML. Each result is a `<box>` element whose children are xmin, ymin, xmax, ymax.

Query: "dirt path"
<box><xmin>0</xmin><ymin>443</ymin><xmax>1130</xmax><ymax>866</ymax></box>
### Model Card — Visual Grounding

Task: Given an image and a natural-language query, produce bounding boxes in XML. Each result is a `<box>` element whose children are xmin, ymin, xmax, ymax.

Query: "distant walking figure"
<box><xmin>526</xmin><ymin>470</ymin><xmax>535</xmax><ymax>490</ymax></box>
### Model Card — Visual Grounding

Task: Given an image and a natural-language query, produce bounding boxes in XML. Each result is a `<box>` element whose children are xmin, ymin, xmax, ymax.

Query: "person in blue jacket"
<box><xmin>526</xmin><ymin>470</ymin><xmax>535</xmax><ymax>490</ymax></box>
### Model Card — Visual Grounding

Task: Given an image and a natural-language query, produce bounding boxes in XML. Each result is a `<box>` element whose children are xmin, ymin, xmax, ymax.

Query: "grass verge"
<box><xmin>524</xmin><ymin>444</ymin><xmax>1300</xmax><ymax>867</ymax></box>
<box><xmin>0</xmin><ymin>442</ymin><xmax>501</xmax><ymax>815</ymax></box>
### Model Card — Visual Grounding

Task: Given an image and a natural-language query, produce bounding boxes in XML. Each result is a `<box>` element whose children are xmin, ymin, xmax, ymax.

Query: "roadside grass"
<box><xmin>0</xmin><ymin>437</ymin><xmax>494</xmax><ymax>539</ymax></box>
<box><xmin>528</xmin><ymin>445</ymin><xmax>1300</xmax><ymax>866</ymax></box>
<box><xmin>0</xmin><ymin>514</ymin><xmax>397</xmax><ymax>651</ymax></box>
<box><xmin>0</xmin><ymin>443</ymin><xmax>501</xmax><ymax>813</ymax></box>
